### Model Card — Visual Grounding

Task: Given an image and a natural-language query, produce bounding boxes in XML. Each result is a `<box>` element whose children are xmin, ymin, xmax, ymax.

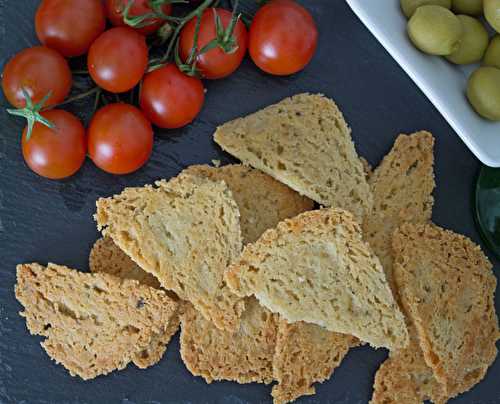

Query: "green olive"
<box><xmin>467</xmin><ymin>67</ymin><xmax>500</xmax><ymax>121</ymax></box>
<box><xmin>485</xmin><ymin>0</ymin><xmax>500</xmax><ymax>33</ymax></box>
<box><xmin>446</xmin><ymin>15</ymin><xmax>489</xmax><ymax>64</ymax></box>
<box><xmin>408</xmin><ymin>6</ymin><xmax>463</xmax><ymax>55</ymax></box>
<box><xmin>452</xmin><ymin>0</ymin><xmax>483</xmax><ymax>15</ymax></box>
<box><xmin>400</xmin><ymin>0</ymin><xmax>452</xmax><ymax>18</ymax></box>
<box><xmin>484</xmin><ymin>35</ymin><xmax>500</xmax><ymax>68</ymax></box>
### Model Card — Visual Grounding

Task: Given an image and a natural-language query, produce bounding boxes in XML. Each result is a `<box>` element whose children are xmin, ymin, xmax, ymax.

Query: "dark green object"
<box><xmin>475</xmin><ymin>166</ymin><xmax>500</xmax><ymax>259</ymax></box>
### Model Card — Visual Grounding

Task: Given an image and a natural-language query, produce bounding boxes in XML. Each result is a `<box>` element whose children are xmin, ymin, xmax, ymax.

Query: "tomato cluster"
<box><xmin>2</xmin><ymin>0</ymin><xmax>318</xmax><ymax>180</ymax></box>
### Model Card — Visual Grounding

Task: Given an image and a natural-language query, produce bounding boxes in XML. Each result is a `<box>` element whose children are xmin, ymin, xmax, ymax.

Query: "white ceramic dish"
<box><xmin>346</xmin><ymin>0</ymin><xmax>500</xmax><ymax>167</ymax></box>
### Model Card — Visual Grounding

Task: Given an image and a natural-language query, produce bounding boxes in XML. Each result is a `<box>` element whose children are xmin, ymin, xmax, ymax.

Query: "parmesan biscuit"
<box><xmin>94</xmin><ymin>173</ymin><xmax>245</xmax><ymax>332</ymax></box>
<box><xmin>183</xmin><ymin>164</ymin><xmax>314</xmax><ymax>244</ymax></box>
<box><xmin>393</xmin><ymin>223</ymin><xmax>500</xmax><ymax>398</ymax></box>
<box><xmin>214</xmin><ymin>93</ymin><xmax>373</xmax><ymax>221</ymax></box>
<box><xmin>272</xmin><ymin>320</ymin><xmax>360</xmax><ymax>404</ymax></box>
<box><xmin>15</xmin><ymin>263</ymin><xmax>178</xmax><ymax>380</ymax></box>
<box><xmin>363</xmin><ymin>131</ymin><xmax>435</xmax><ymax>288</ymax></box>
<box><xmin>226</xmin><ymin>208</ymin><xmax>409</xmax><ymax>350</ymax></box>
<box><xmin>180</xmin><ymin>298</ymin><xmax>278</xmax><ymax>384</ymax></box>
<box><xmin>89</xmin><ymin>237</ymin><xmax>180</xmax><ymax>368</ymax></box>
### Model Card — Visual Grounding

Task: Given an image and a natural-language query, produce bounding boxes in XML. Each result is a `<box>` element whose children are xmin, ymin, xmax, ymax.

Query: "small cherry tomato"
<box><xmin>35</xmin><ymin>0</ymin><xmax>106</xmax><ymax>58</ymax></box>
<box><xmin>104</xmin><ymin>0</ymin><xmax>173</xmax><ymax>36</ymax></box>
<box><xmin>88</xmin><ymin>103</ymin><xmax>153</xmax><ymax>174</ymax></box>
<box><xmin>88</xmin><ymin>27</ymin><xmax>148</xmax><ymax>93</ymax></box>
<box><xmin>249</xmin><ymin>0</ymin><xmax>318</xmax><ymax>76</ymax></box>
<box><xmin>179</xmin><ymin>8</ymin><xmax>248</xmax><ymax>79</ymax></box>
<box><xmin>139</xmin><ymin>64</ymin><xmax>205</xmax><ymax>129</ymax></box>
<box><xmin>2</xmin><ymin>46</ymin><xmax>72</xmax><ymax>108</ymax></box>
<box><xmin>22</xmin><ymin>110</ymin><xmax>86</xmax><ymax>180</ymax></box>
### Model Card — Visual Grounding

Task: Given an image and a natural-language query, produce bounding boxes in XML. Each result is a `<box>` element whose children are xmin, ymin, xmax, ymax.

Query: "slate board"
<box><xmin>0</xmin><ymin>1</ymin><xmax>499</xmax><ymax>403</ymax></box>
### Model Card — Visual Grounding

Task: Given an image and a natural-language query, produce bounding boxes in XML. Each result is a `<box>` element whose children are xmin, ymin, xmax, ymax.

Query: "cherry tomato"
<box><xmin>88</xmin><ymin>27</ymin><xmax>148</xmax><ymax>93</ymax></box>
<box><xmin>22</xmin><ymin>110</ymin><xmax>86</xmax><ymax>180</ymax></box>
<box><xmin>104</xmin><ymin>0</ymin><xmax>172</xmax><ymax>36</ymax></box>
<box><xmin>88</xmin><ymin>103</ymin><xmax>153</xmax><ymax>174</ymax></box>
<box><xmin>2</xmin><ymin>46</ymin><xmax>72</xmax><ymax>109</ymax></box>
<box><xmin>249</xmin><ymin>0</ymin><xmax>318</xmax><ymax>76</ymax></box>
<box><xmin>179</xmin><ymin>8</ymin><xmax>248</xmax><ymax>79</ymax></box>
<box><xmin>139</xmin><ymin>64</ymin><xmax>205</xmax><ymax>129</ymax></box>
<box><xmin>35</xmin><ymin>0</ymin><xmax>106</xmax><ymax>58</ymax></box>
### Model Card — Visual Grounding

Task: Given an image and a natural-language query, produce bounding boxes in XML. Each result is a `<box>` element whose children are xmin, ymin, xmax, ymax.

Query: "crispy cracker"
<box><xmin>89</xmin><ymin>236</ymin><xmax>180</xmax><ymax>368</ymax></box>
<box><xmin>272</xmin><ymin>320</ymin><xmax>360</xmax><ymax>404</ymax></box>
<box><xmin>226</xmin><ymin>208</ymin><xmax>408</xmax><ymax>350</ymax></box>
<box><xmin>180</xmin><ymin>298</ymin><xmax>278</xmax><ymax>384</ymax></box>
<box><xmin>95</xmin><ymin>173</ymin><xmax>245</xmax><ymax>332</ymax></box>
<box><xmin>15</xmin><ymin>263</ymin><xmax>178</xmax><ymax>380</ymax></box>
<box><xmin>363</xmin><ymin>131</ymin><xmax>435</xmax><ymax>289</ymax></box>
<box><xmin>393</xmin><ymin>223</ymin><xmax>500</xmax><ymax>398</ymax></box>
<box><xmin>214</xmin><ymin>93</ymin><xmax>373</xmax><ymax>221</ymax></box>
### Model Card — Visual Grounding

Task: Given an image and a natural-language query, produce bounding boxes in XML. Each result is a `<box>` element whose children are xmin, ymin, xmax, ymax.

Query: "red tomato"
<box><xmin>249</xmin><ymin>0</ymin><xmax>318</xmax><ymax>76</ymax></box>
<box><xmin>2</xmin><ymin>46</ymin><xmax>72</xmax><ymax>109</ymax></box>
<box><xmin>35</xmin><ymin>0</ymin><xmax>106</xmax><ymax>58</ymax></box>
<box><xmin>104</xmin><ymin>0</ymin><xmax>172</xmax><ymax>36</ymax></box>
<box><xmin>88</xmin><ymin>103</ymin><xmax>153</xmax><ymax>174</ymax></box>
<box><xmin>22</xmin><ymin>110</ymin><xmax>86</xmax><ymax>180</ymax></box>
<box><xmin>139</xmin><ymin>64</ymin><xmax>205</xmax><ymax>129</ymax></box>
<box><xmin>88</xmin><ymin>27</ymin><xmax>148</xmax><ymax>93</ymax></box>
<box><xmin>179</xmin><ymin>8</ymin><xmax>248</xmax><ymax>79</ymax></box>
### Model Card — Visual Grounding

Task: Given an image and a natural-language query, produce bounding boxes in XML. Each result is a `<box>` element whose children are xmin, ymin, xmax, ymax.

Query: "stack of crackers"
<box><xmin>15</xmin><ymin>94</ymin><xmax>500</xmax><ymax>403</ymax></box>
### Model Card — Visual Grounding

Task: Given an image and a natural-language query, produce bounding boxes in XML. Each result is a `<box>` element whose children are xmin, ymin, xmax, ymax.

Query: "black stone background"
<box><xmin>0</xmin><ymin>1</ymin><xmax>499</xmax><ymax>403</ymax></box>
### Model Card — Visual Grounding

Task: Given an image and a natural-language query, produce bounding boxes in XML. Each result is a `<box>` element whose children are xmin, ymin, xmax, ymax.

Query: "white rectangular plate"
<box><xmin>346</xmin><ymin>0</ymin><xmax>500</xmax><ymax>167</ymax></box>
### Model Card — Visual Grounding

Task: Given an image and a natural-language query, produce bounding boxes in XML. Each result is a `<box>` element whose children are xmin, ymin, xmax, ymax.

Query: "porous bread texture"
<box><xmin>182</xmin><ymin>164</ymin><xmax>314</xmax><ymax>244</ymax></box>
<box><xmin>89</xmin><ymin>236</ymin><xmax>180</xmax><ymax>368</ymax></box>
<box><xmin>90</xmin><ymin>236</ymin><xmax>161</xmax><ymax>288</ymax></box>
<box><xmin>368</xmin><ymin>131</ymin><xmax>442</xmax><ymax>404</ymax></box>
<box><xmin>180</xmin><ymin>298</ymin><xmax>278</xmax><ymax>384</ymax></box>
<box><xmin>393</xmin><ymin>223</ymin><xmax>500</xmax><ymax>398</ymax></box>
<box><xmin>214</xmin><ymin>93</ymin><xmax>373</xmax><ymax>221</ymax></box>
<box><xmin>15</xmin><ymin>263</ymin><xmax>178</xmax><ymax>380</ymax></box>
<box><xmin>371</xmin><ymin>325</ymin><xmax>448</xmax><ymax>404</ymax></box>
<box><xmin>94</xmin><ymin>173</ymin><xmax>245</xmax><ymax>332</ymax></box>
<box><xmin>226</xmin><ymin>208</ymin><xmax>409</xmax><ymax>350</ymax></box>
<box><xmin>363</xmin><ymin>131</ymin><xmax>435</xmax><ymax>289</ymax></box>
<box><xmin>272</xmin><ymin>320</ymin><xmax>360</xmax><ymax>404</ymax></box>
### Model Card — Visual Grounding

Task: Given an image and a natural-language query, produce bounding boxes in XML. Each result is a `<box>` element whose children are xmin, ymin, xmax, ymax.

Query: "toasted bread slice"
<box><xmin>214</xmin><ymin>93</ymin><xmax>373</xmax><ymax>220</ymax></box>
<box><xmin>180</xmin><ymin>298</ymin><xmax>278</xmax><ymax>384</ymax></box>
<box><xmin>363</xmin><ymin>131</ymin><xmax>435</xmax><ymax>288</ymax></box>
<box><xmin>393</xmin><ymin>223</ymin><xmax>500</xmax><ymax>397</ymax></box>
<box><xmin>89</xmin><ymin>237</ymin><xmax>180</xmax><ymax>368</ymax></box>
<box><xmin>371</xmin><ymin>326</ymin><xmax>448</xmax><ymax>404</ymax></box>
<box><xmin>226</xmin><ymin>208</ymin><xmax>408</xmax><ymax>349</ymax></box>
<box><xmin>182</xmin><ymin>164</ymin><xmax>314</xmax><ymax>244</ymax></box>
<box><xmin>15</xmin><ymin>263</ymin><xmax>178</xmax><ymax>380</ymax></box>
<box><xmin>272</xmin><ymin>320</ymin><xmax>360</xmax><ymax>404</ymax></box>
<box><xmin>95</xmin><ymin>173</ymin><xmax>244</xmax><ymax>332</ymax></box>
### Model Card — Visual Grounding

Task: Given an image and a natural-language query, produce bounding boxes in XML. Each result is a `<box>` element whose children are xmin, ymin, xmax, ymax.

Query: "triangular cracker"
<box><xmin>94</xmin><ymin>173</ymin><xmax>244</xmax><ymax>332</ymax></box>
<box><xmin>226</xmin><ymin>208</ymin><xmax>408</xmax><ymax>349</ymax></box>
<box><xmin>15</xmin><ymin>263</ymin><xmax>178</xmax><ymax>380</ymax></box>
<box><xmin>89</xmin><ymin>237</ymin><xmax>180</xmax><ymax>369</ymax></box>
<box><xmin>363</xmin><ymin>131</ymin><xmax>435</xmax><ymax>288</ymax></box>
<box><xmin>393</xmin><ymin>223</ymin><xmax>500</xmax><ymax>398</ymax></box>
<box><xmin>214</xmin><ymin>93</ymin><xmax>373</xmax><ymax>220</ymax></box>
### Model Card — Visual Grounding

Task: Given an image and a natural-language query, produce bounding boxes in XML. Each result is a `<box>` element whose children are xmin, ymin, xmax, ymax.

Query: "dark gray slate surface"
<box><xmin>0</xmin><ymin>1</ymin><xmax>498</xmax><ymax>403</ymax></box>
